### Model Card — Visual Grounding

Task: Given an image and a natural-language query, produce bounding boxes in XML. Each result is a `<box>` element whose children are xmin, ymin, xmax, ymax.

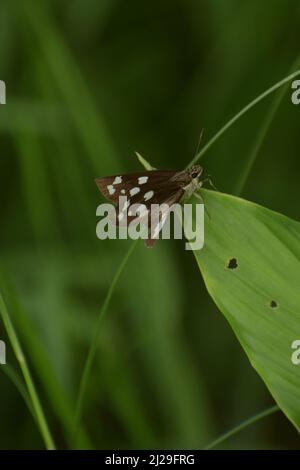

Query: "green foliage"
<box><xmin>0</xmin><ymin>0</ymin><xmax>300</xmax><ymax>450</ymax></box>
<box><xmin>194</xmin><ymin>190</ymin><xmax>300</xmax><ymax>432</ymax></box>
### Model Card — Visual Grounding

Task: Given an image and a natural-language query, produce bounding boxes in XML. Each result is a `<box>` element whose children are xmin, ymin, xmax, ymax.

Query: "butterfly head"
<box><xmin>180</xmin><ymin>164</ymin><xmax>203</xmax><ymax>201</ymax></box>
<box><xmin>188</xmin><ymin>164</ymin><xmax>203</xmax><ymax>181</ymax></box>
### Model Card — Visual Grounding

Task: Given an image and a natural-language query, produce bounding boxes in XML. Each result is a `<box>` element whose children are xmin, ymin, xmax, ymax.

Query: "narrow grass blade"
<box><xmin>135</xmin><ymin>152</ymin><xmax>155</xmax><ymax>170</ymax></box>
<box><xmin>204</xmin><ymin>405</ymin><xmax>279</xmax><ymax>450</ymax></box>
<box><xmin>0</xmin><ymin>293</ymin><xmax>56</xmax><ymax>450</ymax></box>
<box><xmin>0</xmin><ymin>273</ymin><xmax>92</xmax><ymax>448</ymax></box>
<box><xmin>73</xmin><ymin>241</ymin><xmax>138</xmax><ymax>444</ymax></box>
<box><xmin>1</xmin><ymin>364</ymin><xmax>35</xmax><ymax>421</ymax></box>
<box><xmin>188</xmin><ymin>69</ymin><xmax>300</xmax><ymax>167</ymax></box>
<box><xmin>234</xmin><ymin>56</ymin><xmax>300</xmax><ymax>195</ymax></box>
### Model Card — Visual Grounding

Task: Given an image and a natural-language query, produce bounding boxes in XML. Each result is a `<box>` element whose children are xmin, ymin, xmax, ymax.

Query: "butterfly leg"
<box><xmin>201</xmin><ymin>176</ymin><xmax>219</xmax><ymax>191</ymax></box>
<box><xmin>193</xmin><ymin>191</ymin><xmax>204</xmax><ymax>203</ymax></box>
<box><xmin>194</xmin><ymin>190</ymin><xmax>211</xmax><ymax>220</ymax></box>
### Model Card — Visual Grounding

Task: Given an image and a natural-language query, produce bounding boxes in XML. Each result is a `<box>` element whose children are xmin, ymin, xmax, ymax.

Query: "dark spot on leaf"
<box><xmin>270</xmin><ymin>300</ymin><xmax>279</xmax><ymax>309</ymax></box>
<box><xmin>227</xmin><ymin>258</ymin><xmax>238</xmax><ymax>270</ymax></box>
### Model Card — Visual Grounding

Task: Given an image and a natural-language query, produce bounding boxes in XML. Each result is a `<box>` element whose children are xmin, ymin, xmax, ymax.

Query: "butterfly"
<box><xmin>95</xmin><ymin>164</ymin><xmax>203</xmax><ymax>247</ymax></box>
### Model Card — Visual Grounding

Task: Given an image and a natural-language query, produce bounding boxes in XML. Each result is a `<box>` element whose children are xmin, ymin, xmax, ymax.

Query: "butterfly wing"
<box><xmin>95</xmin><ymin>170</ymin><xmax>178</xmax><ymax>216</ymax></box>
<box><xmin>95</xmin><ymin>170</ymin><xmax>177</xmax><ymax>202</ymax></box>
<box><xmin>95</xmin><ymin>170</ymin><xmax>185</xmax><ymax>246</ymax></box>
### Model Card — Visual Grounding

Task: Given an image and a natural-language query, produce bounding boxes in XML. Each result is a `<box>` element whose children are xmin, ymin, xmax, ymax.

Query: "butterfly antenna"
<box><xmin>193</xmin><ymin>128</ymin><xmax>204</xmax><ymax>160</ymax></box>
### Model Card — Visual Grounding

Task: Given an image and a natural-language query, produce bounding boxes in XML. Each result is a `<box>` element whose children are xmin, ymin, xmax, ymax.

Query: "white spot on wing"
<box><xmin>107</xmin><ymin>185</ymin><xmax>116</xmax><ymax>195</ymax></box>
<box><xmin>144</xmin><ymin>190</ymin><xmax>154</xmax><ymax>201</ymax></box>
<box><xmin>121</xmin><ymin>189</ymin><xmax>126</xmax><ymax>194</ymax></box>
<box><xmin>113</xmin><ymin>176</ymin><xmax>122</xmax><ymax>185</ymax></box>
<box><xmin>138</xmin><ymin>176</ymin><xmax>148</xmax><ymax>185</ymax></box>
<box><xmin>130</xmin><ymin>187</ymin><xmax>140</xmax><ymax>196</ymax></box>
<box><xmin>118</xmin><ymin>212</ymin><xmax>124</xmax><ymax>221</ymax></box>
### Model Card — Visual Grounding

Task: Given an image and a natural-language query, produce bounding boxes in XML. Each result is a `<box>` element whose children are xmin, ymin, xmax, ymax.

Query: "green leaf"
<box><xmin>194</xmin><ymin>189</ymin><xmax>300</xmax><ymax>431</ymax></box>
<box><xmin>135</xmin><ymin>152</ymin><xmax>156</xmax><ymax>171</ymax></box>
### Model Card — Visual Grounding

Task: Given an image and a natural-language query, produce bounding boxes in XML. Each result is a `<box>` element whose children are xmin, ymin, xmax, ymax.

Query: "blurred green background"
<box><xmin>0</xmin><ymin>0</ymin><xmax>299</xmax><ymax>449</ymax></box>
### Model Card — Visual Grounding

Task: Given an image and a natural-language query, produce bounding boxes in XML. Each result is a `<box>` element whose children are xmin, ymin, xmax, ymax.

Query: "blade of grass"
<box><xmin>72</xmin><ymin>241</ymin><xmax>138</xmax><ymax>444</ymax></box>
<box><xmin>234</xmin><ymin>56</ymin><xmax>300</xmax><ymax>195</ymax></box>
<box><xmin>0</xmin><ymin>271</ymin><xmax>92</xmax><ymax>448</ymax></box>
<box><xmin>125</xmin><ymin>243</ymin><xmax>214</xmax><ymax>446</ymax></box>
<box><xmin>1</xmin><ymin>363</ymin><xmax>35</xmax><ymax>420</ymax></box>
<box><xmin>135</xmin><ymin>152</ymin><xmax>156</xmax><ymax>170</ymax></box>
<box><xmin>0</xmin><ymin>293</ymin><xmax>56</xmax><ymax>450</ymax></box>
<box><xmin>188</xmin><ymin>69</ymin><xmax>300</xmax><ymax>168</ymax></box>
<box><xmin>204</xmin><ymin>405</ymin><xmax>279</xmax><ymax>450</ymax></box>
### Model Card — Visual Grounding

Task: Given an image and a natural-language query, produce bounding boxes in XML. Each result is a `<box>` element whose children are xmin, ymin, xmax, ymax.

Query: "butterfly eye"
<box><xmin>191</xmin><ymin>171</ymin><xmax>199</xmax><ymax>179</ymax></box>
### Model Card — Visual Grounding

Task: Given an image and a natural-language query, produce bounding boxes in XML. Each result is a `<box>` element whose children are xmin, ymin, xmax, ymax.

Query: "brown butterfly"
<box><xmin>95</xmin><ymin>164</ymin><xmax>203</xmax><ymax>247</ymax></box>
